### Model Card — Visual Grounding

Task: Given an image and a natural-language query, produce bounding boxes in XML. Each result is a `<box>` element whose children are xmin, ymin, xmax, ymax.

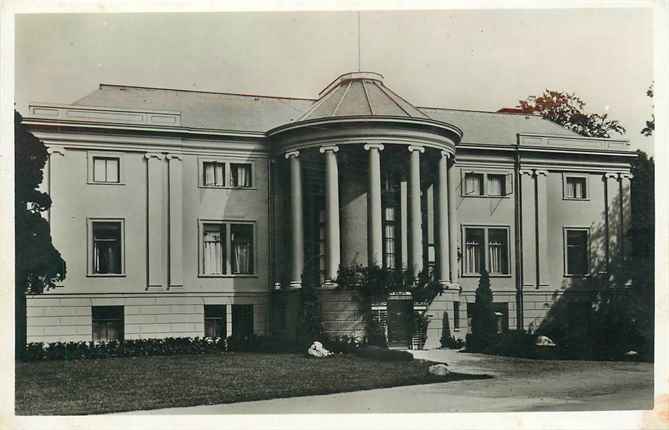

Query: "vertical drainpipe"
<box><xmin>514</xmin><ymin>135</ymin><xmax>524</xmax><ymax>331</ymax></box>
<box><xmin>267</xmin><ymin>157</ymin><xmax>274</xmax><ymax>336</ymax></box>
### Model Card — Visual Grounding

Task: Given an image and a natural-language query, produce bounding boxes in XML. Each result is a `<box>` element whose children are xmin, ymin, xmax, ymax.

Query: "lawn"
<box><xmin>16</xmin><ymin>352</ymin><xmax>488</xmax><ymax>415</ymax></box>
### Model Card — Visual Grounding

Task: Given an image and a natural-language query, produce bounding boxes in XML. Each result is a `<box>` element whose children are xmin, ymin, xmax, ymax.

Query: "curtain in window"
<box><xmin>232</xmin><ymin>225</ymin><xmax>253</xmax><ymax>274</ymax></box>
<box><xmin>465</xmin><ymin>239</ymin><xmax>481</xmax><ymax>273</ymax></box>
<box><xmin>94</xmin><ymin>158</ymin><xmax>106</xmax><ymax>182</ymax></box>
<box><xmin>232</xmin><ymin>164</ymin><xmax>251</xmax><ymax>187</ymax></box>
<box><xmin>383</xmin><ymin>207</ymin><xmax>396</xmax><ymax>269</ymax></box>
<box><xmin>203</xmin><ymin>226</ymin><xmax>224</xmax><ymax>274</ymax></box>
<box><xmin>106</xmin><ymin>159</ymin><xmax>119</xmax><ymax>183</ymax></box>
<box><xmin>465</xmin><ymin>173</ymin><xmax>483</xmax><ymax>195</ymax></box>
<box><xmin>487</xmin><ymin>175</ymin><xmax>504</xmax><ymax>196</ymax></box>
<box><xmin>489</xmin><ymin>240</ymin><xmax>504</xmax><ymax>273</ymax></box>
<box><xmin>204</xmin><ymin>163</ymin><xmax>224</xmax><ymax>186</ymax></box>
<box><xmin>574</xmin><ymin>180</ymin><xmax>584</xmax><ymax>198</ymax></box>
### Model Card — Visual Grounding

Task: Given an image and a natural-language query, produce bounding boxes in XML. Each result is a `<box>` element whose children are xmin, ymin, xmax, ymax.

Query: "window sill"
<box><xmin>87</xmin><ymin>181</ymin><xmax>125</xmax><ymax>186</ymax></box>
<box><xmin>198</xmin><ymin>274</ymin><xmax>259</xmax><ymax>279</ymax></box>
<box><xmin>563</xmin><ymin>273</ymin><xmax>591</xmax><ymax>278</ymax></box>
<box><xmin>461</xmin><ymin>194</ymin><xmax>512</xmax><ymax>199</ymax></box>
<box><xmin>460</xmin><ymin>273</ymin><xmax>513</xmax><ymax>278</ymax></box>
<box><xmin>198</xmin><ymin>185</ymin><xmax>257</xmax><ymax>190</ymax></box>
<box><xmin>87</xmin><ymin>273</ymin><xmax>127</xmax><ymax>278</ymax></box>
<box><xmin>562</xmin><ymin>197</ymin><xmax>590</xmax><ymax>201</ymax></box>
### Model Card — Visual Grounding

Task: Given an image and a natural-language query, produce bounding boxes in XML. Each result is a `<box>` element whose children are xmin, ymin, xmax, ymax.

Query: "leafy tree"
<box><xmin>15</xmin><ymin>110</ymin><xmax>66</xmax><ymax>358</ymax></box>
<box><xmin>517</xmin><ymin>90</ymin><xmax>625</xmax><ymax>138</ymax></box>
<box><xmin>641</xmin><ymin>83</ymin><xmax>654</xmax><ymax>136</ymax></box>
<box><xmin>468</xmin><ymin>270</ymin><xmax>497</xmax><ymax>352</ymax></box>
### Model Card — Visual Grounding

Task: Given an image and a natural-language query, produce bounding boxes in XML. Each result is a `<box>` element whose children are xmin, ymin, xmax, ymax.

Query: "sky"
<box><xmin>15</xmin><ymin>8</ymin><xmax>654</xmax><ymax>153</ymax></box>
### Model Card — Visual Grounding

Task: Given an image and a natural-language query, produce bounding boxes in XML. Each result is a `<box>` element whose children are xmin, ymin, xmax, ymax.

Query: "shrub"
<box><xmin>441</xmin><ymin>335</ymin><xmax>465</xmax><ymax>350</ymax></box>
<box><xmin>467</xmin><ymin>270</ymin><xmax>498</xmax><ymax>352</ymax></box>
<box><xmin>321</xmin><ymin>335</ymin><xmax>362</xmax><ymax>354</ymax></box>
<box><xmin>484</xmin><ymin>330</ymin><xmax>537</xmax><ymax>358</ymax></box>
<box><xmin>356</xmin><ymin>345</ymin><xmax>413</xmax><ymax>362</ymax></box>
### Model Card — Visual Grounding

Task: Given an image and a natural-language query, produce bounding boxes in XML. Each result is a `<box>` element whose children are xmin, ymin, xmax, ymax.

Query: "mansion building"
<box><xmin>22</xmin><ymin>72</ymin><xmax>634</xmax><ymax>348</ymax></box>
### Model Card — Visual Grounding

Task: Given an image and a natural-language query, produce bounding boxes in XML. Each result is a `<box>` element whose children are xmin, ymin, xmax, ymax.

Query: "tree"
<box><xmin>641</xmin><ymin>83</ymin><xmax>654</xmax><ymax>136</ymax></box>
<box><xmin>468</xmin><ymin>270</ymin><xmax>497</xmax><ymax>352</ymax></box>
<box><xmin>15</xmin><ymin>110</ymin><xmax>66</xmax><ymax>358</ymax></box>
<box><xmin>517</xmin><ymin>90</ymin><xmax>625</xmax><ymax>138</ymax></box>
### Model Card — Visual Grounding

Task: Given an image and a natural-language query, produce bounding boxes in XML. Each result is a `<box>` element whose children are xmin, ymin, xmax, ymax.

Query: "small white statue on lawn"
<box><xmin>307</xmin><ymin>341</ymin><xmax>333</xmax><ymax>358</ymax></box>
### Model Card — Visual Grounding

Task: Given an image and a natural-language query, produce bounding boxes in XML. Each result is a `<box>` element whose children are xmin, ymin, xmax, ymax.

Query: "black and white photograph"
<box><xmin>3</xmin><ymin>1</ymin><xmax>667</xmax><ymax>429</ymax></box>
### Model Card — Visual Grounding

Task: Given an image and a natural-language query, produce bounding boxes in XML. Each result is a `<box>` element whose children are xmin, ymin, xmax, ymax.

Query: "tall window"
<box><xmin>93</xmin><ymin>157</ymin><xmax>119</xmax><ymax>183</ymax></box>
<box><xmin>203</xmin><ymin>224</ymin><xmax>226</xmax><ymax>274</ymax></box>
<box><xmin>463</xmin><ymin>226</ymin><xmax>510</xmax><ymax>275</ymax></box>
<box><xmin>383</xmin><ymin>207</ymin><xmax>397</xmax><ymax>269</ymax></box>
<box><xmin>230</xmin><ymin>163</ymin><xmax>252</xmax><ymax>188</ymax></box>
<box><xmin>487</xmin><ymin>174</ymin><xmax>506</xmax><ymax>196</ymax></box>
<box><xmin>464</xmin><ymin>228</ymin><xmax>484</xmax><ymax>274</ymax></box>
<box><xmin>231</xmin><ymin>224</ymin><xmax>254</xmax><ymax>274</ymax></box>
<box><xmin>200</xmin><ymin>222</ymin><xmax>255</xmax><ymax>276</ymax></box>
<box><xmin>92</xmin><ymin>221</ymin><xmax>122</xmax><ymax>274</ymax></box>
<box><xmin>565</xmin><ymin>228</ymin><xmax>589</xmax><ymax>275</ymax></box>
<box><xmin>464</xmin><ymin>173</ymin><xmax>484</xmax><ymax>196</ymax></box>
<box><xmin>488</xmin><ymin>228</ymin><xmax>509</xmax><ymax>274</ymax></box>
<box><xmin>203</xmin><ymin>161</ymin><xmax>225</xmax><ymax>187</ymax></box>
<box><xmin>204</xmin><ymin>305</ymin><xmax>227</xmax><ymax>338</ymax></box>
<box><xmin>92</xmin><ymin>306</ymin><xmax>124</xmax><ymax>342</ymax></box>
<box><xmin>565</xmin><ymin>177</ymin><xmax>587</xmax><ymax>199</ymax></box>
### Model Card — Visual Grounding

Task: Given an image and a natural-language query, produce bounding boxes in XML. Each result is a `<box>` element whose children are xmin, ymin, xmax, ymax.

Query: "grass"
<box><xmin>16</xmin><ymin>352</ymin><xmax>489</xmax><ymax>415</ymax></box>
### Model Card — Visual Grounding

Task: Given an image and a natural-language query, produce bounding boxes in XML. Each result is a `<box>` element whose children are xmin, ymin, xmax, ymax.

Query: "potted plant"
<box><xmin>410</xmin><ymin>311</ymin><xmax>429</xmax><ymax>350</ymax></box>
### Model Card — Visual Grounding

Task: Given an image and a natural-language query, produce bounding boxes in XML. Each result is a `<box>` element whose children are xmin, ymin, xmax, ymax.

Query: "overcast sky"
<box><xmin>15</xmin><ymin>8</ymin><xmax>654</xmax><ymax>153</ymax></box>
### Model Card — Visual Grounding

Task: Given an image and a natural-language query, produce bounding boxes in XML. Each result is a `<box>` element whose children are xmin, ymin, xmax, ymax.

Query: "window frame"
<box><xmin>562</xmin><ymin>172</ymin><xmax>590</xmax><ymax>201</ymax></box>
<box><xmin>204</xmin><ymin>304</ymin><xmax>228</xmax><ymax>338</ymax></box>
<box><xmin>91</xmin><ymin>305</ymin><xmax>124</xmax><ymax>342</ymax></box>
<box><xmin>87</xmin><ymin>151</ymin><xmax>125</xmax><ymax>185</ymax></box>
<box><xmin>198</xmin><ymin>157</ymin><xmax>256</xmax><ymax>190</ymax></box>
<box><xmin>87</xmin><ymin>218</ymin><xmax>126</xmax><ymax>277</ymax></box>
<box><xmin>461</xmin><ymin>224</ymin><xmax>512</xmax><ymax>278</ymax></box>
<box><xmin>460</xmin><ymin>169</ymin><xmax>513</xmax><ymax>198</ymax></box>
<box><xmin>198</xmin><ymin>219</ymin><xmax>257</xmax><ymax>278</ymax></box>
<box><xmin>563</xmin><ymin>226</ymin><xmax>591</xmax><ymax>277</ymax></box>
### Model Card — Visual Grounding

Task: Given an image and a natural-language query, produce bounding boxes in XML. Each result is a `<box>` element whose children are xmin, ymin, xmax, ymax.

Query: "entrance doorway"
<box><xmin>387</xmin><ymin>298</ymin><xmax>412</xmax><ymax>348</ymax></box>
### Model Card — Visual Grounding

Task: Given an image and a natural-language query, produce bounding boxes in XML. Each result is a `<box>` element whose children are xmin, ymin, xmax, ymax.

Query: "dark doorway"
<box><xmin>232</xmin><ymin>304</ymin><xmax>254</xmax><ymax>339</ymax></box>
<box><xmin>387</xmin><ymin>298</ymin><xmax>412</xmax><ymax>348</ymax></box>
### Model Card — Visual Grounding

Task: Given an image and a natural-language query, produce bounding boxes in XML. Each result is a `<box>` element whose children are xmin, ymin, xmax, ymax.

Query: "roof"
<box><xmin>298</xmin><ymin>72</ymin><xmax>428</xmax><ymax>121</ymax></box>
<box><xmin>71</xmin><ymin>78</ymin><xmax>581</xmax><ymax>144</ymax></box>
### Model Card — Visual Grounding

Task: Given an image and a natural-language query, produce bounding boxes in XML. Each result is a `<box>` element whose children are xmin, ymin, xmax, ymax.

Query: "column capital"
<box><xmin>605</xmin><ymin>172</ymin><xmax>621</xmax><ymax>180</ymax></box>
<box><xmin>285</xmin><ymin>150</ymin><xmax>300</xmax><ymax>159</ymax></box>
<box><xmin>145</xmin><ymin>152</ymin><xmax>164</xmax><ymax>160</ymax></box>
<box><xmin>319</xmin><ymin>145</ymin><xmax>339</xmax><ymax>154</ymax></box>
<box><xmin>620</xmin><ymin>172</ymin><xmax>634</xmax><ymax>180</ymax></box>
<box><xmin>439</xmin><ymin>150</ymin><xmax>452</xmax><ymax>159</ymax></box>
<box><xmin>519</xmin><ymin>169</ymin><xmax>534</xmax><ymax>177</ymax></box>
<box><xmin>535</xmin><ymin>169</ymin><xmax>549</xmax><ymax>176</ymax></box>
<box><xmin>166</xmin><ymin>154</ymin><xmax>183</xmax><ymax>161</ymax></box>
<box><xmin>363</xmin><ymin>143</ymin><xmax>385</xmax><ymax>151</ymax></box>
<box><xmin>407</xmin><ymin>145</ymin><xmax>425</xmax><ymax>153</ymax></box>
<box><xmin>47</xmin><ymin>146</ymin><xmax>66</xmax><ymax>156</ymax></box>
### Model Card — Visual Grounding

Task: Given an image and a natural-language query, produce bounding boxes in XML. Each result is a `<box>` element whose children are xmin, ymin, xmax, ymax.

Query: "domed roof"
<box><xmin>298</xmin><ymin>72</ymin><xmax>429</xmax><ymax>121</ymax></box>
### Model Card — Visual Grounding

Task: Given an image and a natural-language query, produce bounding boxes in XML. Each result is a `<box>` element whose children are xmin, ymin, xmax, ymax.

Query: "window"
<box><xmin>204</xmin><ymin>305</ymin><xmax>227</xmax><ymax>338</ymax></box>
<box><xmin>92</xmin><ymin>306</ymin><xmax>124</xmax><ymax>342</ymax></box>
<box><xmin>487</xmin><ymin>174</ymin><xmax>506</xmax><ymax>196</ymax></box>
<box><xmin>463</xmin><ymin>171</ymin><xmax>512</xmax><ymax>197</ymax></box>
<box><xmin>463</xmin><ymin>226</ymin><xmax>510</xmax><ymax>275</ymax></box>
<box><xmin>383</xmin><ymin>207</ymin><xmax>397</xmax><ymax>269</ymax></box>
<box><xmin>231</xmin><ymin>224</ymin><xmax>254</xmax><ymax>274</ymax></box>
<box><xmin>464</xmin><ymin>173</ymin><xmax>484</xmax><ymax>196</ymax></box>
<box><xmin>230</xmin><ymin>163</ymin><xmax>252</xmax><ymax>188</ymax></box>
<box><xmin>203</xmin><ymin>161</ymin><xmax>225</xmax><ymax>187</ymax></box>
<box><xmin>453</xmin><ymin>301</ymin><xmax>460</xmax><ymax>330</ymax></box>
<box><xmin>203</xmin><ymin>224</ymin><xmax>226</xmax><ymax>274</ymax></box>
<box><xmin>92</xmin><ymin>221</ymin><xmax>123</xmax><ymax>274</ymax></box>
<box><xmin>565</xmin><ymin>176</ymin><xmax>587</xmax><ymax>199</ymax></box>
<box><xmin>93</xmin><ymin>157</ymin><xmax>120</xmax><ymax>183</ymax></box>
<box><xmin>200</xmin><ymin>221</ymin><xmax>255</xmax><ymax>276</ymax></box>
<box><xmin>232</xmin><ymin>304</ymin><xmax>254</xmax><ymax>339</ymax></box>
<box><xmin>565</xmin><ymin>228</ymin><xmax>589</xmax><ymax>275</ymax></box>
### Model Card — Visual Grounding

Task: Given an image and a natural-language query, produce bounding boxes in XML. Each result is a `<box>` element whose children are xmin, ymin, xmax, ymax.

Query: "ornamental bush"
<box><xmin>467</xmin><ymin>270</ymin><xmax>498</xmax><ymax>352</ymax></box>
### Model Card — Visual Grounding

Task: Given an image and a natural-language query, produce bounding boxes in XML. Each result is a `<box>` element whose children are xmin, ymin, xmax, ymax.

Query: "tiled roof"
<box><xmin>73</xmin><ymin>80</ymin><xmax>581</xmax><ymax>144</ymax></box>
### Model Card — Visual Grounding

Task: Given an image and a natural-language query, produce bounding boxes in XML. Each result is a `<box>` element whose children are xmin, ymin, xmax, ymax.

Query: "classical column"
<box><xmin>620</xmin><ymin>172</ymin><xmax>633</xmax><ymax>264</ymax></box>
<box><xmin>535</xmin><ymin>169</ymin><xmax>549</xmax><ymax>286</ymax></box>
<box><xmin>437</xmin><ymin>151</ymin><xmax>450</xmax><ymax>284</ymax></box>
<box><xmin>408</xmin><ymin>145</ymin><xmax>425</xmax><ymax>276</ymax></box>
<box><xmin>519</xmin><ymin>169</ymin><xmax>537</xmax><ymax>288</ymax></box>
<box><xmin>320</xmin><ymin>145</ymin><xmax>341</xmax><ymax>283</ymax></box>
<box><xmin>364</xmin><ymin>143</ymin><xmax>384</xmax><ymax>267</ymax></box>
<box><xmin>447</xmin><ymin>157</ymin><xmax>459</xmax><ymax>284</ymax></box>
<box><xmin>46</xmin><ymin>146</ymin><xmax>66</xmax><ymax>225</ymax></box>
<box><xmin>285</xmin><ymin>151</ymin><xmax>304</xmax><ymax>288</ymax></box>
<box><xmin>145</xmin><ymin>152</ymin><xmax>165</xmax><ymax>289</ymax></box>
<box><xmin>605</xmin><ymin>172</ymin><xmax>620</xmax><ymax>270</ymax></box>
<box><xmin>167</xmin><ymin>154</ymin><xmax>184</xmax><ymax>288</ymax></box>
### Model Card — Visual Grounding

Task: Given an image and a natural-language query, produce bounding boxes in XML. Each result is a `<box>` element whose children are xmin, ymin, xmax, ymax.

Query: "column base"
<box><xmin>287</xmin><ymin>281</ymin><xmax>302</xmax><ymax>290</ymax></box>
<box><xmin>439</xmin><ymin>281</ymin><xmax>460</xmax><ymax>291</ymax></box>
<box><xmin>320</xmin><ymin>281</ymin><xmax>339</xmax><ymax>290</ymax></box>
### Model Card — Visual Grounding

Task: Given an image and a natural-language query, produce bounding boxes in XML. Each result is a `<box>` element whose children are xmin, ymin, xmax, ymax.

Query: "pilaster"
<box><xmin>145</xmin><ymin>152</ymin><xmax>165</xmax><ymax>290</ymax></box>
<box><xmin>166</xmin><ymin>154</ymin><xmax>183</xmax><ymax>289</ymax></box>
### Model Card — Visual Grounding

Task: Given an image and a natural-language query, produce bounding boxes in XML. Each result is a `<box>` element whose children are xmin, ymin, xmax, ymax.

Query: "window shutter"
<box><xmin>504</xmin><ymin>173</ymin><xmax>513</xmax><ymax>195</ymax></box>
